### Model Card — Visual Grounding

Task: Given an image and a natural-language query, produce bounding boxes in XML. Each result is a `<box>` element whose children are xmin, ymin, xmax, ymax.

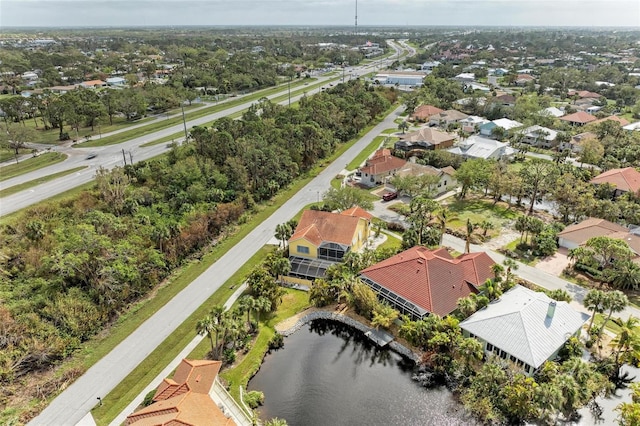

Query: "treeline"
<box><xmin>0</xmin><ymin>81</ymin><xmax>394</xmax><ymax>392</ymax></box>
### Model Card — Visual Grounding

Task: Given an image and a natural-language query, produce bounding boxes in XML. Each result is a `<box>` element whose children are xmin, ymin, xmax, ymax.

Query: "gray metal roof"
<box><xmin>460</xmin><ymin>285</ymin><xmax>589</xmax><ymax>368</ymax></box>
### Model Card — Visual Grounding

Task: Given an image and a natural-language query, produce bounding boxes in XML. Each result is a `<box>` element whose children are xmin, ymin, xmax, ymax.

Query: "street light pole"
<box><xmin>288</xmin><ymin>76</ymin><xmax>291</xmax><ymax>106</ymax></box>
<box><xmin>180</xmin><ymin>103</ymin><xmax>188</xmax><ymax>141</ymax></box>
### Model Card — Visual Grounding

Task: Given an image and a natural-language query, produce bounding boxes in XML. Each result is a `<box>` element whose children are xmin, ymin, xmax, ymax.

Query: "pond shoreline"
<box><xmin>274</xmin><ymin>306</ymin><xmax>422</xmax><ymax>363</ymax></box>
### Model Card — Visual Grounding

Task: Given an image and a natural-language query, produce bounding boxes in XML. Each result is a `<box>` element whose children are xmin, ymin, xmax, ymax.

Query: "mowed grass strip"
<box><xmin>0</xmin><ymin>166</ymin><xmax>87</xmax><ymax>197</ymax></box>
<box><xmin>0</xmin><ymin>152</ymin><xmax>67</xmax><ymax>181</ymax></box>
<box><xmin>92</xmin><ymin>246</ymin><xmax>276</xmax><ymax>425</ymax></box>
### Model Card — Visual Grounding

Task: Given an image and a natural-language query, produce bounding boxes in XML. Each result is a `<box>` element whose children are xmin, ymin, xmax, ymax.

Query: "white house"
<box><xmin>519</xmin><ymin>125</ymin><xmax>559</xmax><ymax>148</ymax></box>
<box><xmin>460</xmin><ymin>116</ymin><xmax>489</xmax><ymax>133</ymax></box>
<box><xmin>623</xmin><ymin>122</ymin><xmax>640</xmax><ymax>132</ymax></box>
<box><xmin>106</xmin><ymin>77</ymin><xmax>127</xmax><ymax>86</ymax></box>
<box><xmin>448</xmin><ymin>135</ymin><xmax>515</xmax><ymax>160</ymax></box>
<box><xmin>460</xmin><ymin>285</ymin><xmax>589</xmax><ymax>375</ymax></box>
<box><xmin>453</xmin><ymin>73</ymin><xmax>475</xmax><ymax>82</ymax></box>
<box><xmin>539</xmin><ymin>107</ymin><xmax>565</xmax><ymax>118</ymax></box>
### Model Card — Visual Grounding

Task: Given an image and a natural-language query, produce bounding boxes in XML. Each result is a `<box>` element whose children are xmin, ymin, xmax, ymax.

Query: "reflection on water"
<box><xmin>248</xmin><ymin>319</ymin><xmax>478</xmax><ymax>426</ymax></box>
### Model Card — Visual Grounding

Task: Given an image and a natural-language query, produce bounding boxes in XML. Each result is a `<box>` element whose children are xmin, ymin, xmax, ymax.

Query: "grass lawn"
<box><xmin>0</xmin><ymin>152</ymin><xmax>67</xmax><ymax>181</ymax></box>
<box><xmin>381</xmin><ymin>128</ymin><xmax>398</xmax><ymax>134</ymax></box>
<box><xmin>0</xmin><ymin>166</ymin><xmax>86</xmax><ymax>197</ymax></box>
<box><xmin>218</xmin><ymin>288</ymin><xmax>310</xmax><ymax>402</ymax></box>
<box><xmin>378</xmin><ymin>231</ymin><xmax>403</xmax><ymax>251</ymax></box>
<box><xmin>25</xmin><ymin>116</ymin><xmax>154</xmax><ymax>145</ymax></box>
<box><xmin>91</xmin><ymin>246</ymin><xmax>276</xmax><ymax>425</ymax></box>
<box><xmin>445</xmin><ymin>198</ymin><xmax>519</xmax><ymax>229</ymax></box>
<box><xmin>0</xmin><ymin>148</ymin><xmax>30</xmax><ymax>163</ymax></box>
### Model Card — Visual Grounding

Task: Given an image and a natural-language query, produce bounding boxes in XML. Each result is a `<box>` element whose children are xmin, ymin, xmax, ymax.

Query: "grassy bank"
<box><xmin>218</xmin><ymin>289</ymin><xmax>310</xmax><ymax>402</ymax></box>
<box><xmin>0</xmin><ymin>152</ymin><xmax>67</xmax><ymax>181</ymax></box>
<box><xmin>0</xmin><ymin>166</ymin><xmax>86</xmax><ymax>197</ymax></box>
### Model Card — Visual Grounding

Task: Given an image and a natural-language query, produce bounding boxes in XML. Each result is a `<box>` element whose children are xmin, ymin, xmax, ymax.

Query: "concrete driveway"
<box><xmin>536</xmin><ymin>248</ymin><xmax>570</xmax><ymax>277</ymax></box>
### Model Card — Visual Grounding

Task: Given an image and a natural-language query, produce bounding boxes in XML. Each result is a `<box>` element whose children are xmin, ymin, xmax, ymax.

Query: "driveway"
<box><xmin>536</xmin><ymin>247</ymin><xmax>570</xmax><ymax>276</ymax></box>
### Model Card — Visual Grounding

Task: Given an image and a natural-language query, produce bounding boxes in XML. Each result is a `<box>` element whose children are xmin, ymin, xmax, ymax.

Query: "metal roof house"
<box><xmin>460</xmin><ymin>285</ymin><xmax>589</xmax><ymax>375</ymax></box>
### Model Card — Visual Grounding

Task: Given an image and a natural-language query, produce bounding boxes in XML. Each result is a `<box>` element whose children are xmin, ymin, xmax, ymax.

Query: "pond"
<box><xmin>248</xmin><ymin>319</ymin><xmax>479</xmax><ymax>426</ymax></box>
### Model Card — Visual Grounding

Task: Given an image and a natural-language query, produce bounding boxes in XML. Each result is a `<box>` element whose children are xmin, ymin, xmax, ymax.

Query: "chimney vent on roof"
<box><xmin>547</xmin><ymin>301</ymin><xmax>556</xmax><ymax>319</ymax></box>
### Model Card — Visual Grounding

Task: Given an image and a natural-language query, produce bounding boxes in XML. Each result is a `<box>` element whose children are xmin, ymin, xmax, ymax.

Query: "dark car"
<box><xmin>85</xmin><ymin>153</ymin><xmax>97</xmax><ymax>160</ymax></box>
<box><xmin>382</xmin><ymin>192</ymin><xmax>398</xmax><ymax>201</ymax></box>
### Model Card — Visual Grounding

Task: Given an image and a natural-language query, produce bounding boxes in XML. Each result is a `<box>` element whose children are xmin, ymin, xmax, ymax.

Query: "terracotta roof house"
<box><xmin>395</xmin><ymin>127</ymin><xmax>456</xmax><ymax>152</ymax></box>
<box><xmin>568</xmin><ymin>90</ymin><xmax>602</xmax><ymax>99</ymax></box>
<box><xmin>410</xmin><ymin>104</ymin><xmax>444</xmax><ymax>122</ymax></box>
<box><xmin>590</xmin><ymin>167</ymin><xmax>640</xmax><ymax>197</ymax></box>
<box><xmin>591</xmin><ymin>115</ymin><xmax>630</xmax><ymax>127</ymax></box>
<box><xmin>559</xmin><ymin>111</ymin><xmax>597</xmax><ymax>126</ymax></box>
<box><xmin>80</xmin><ymin>79</ymin><xmax>106</xmax><ymax>88</ymax></box>
<box><xmin>359</xmin><ymin>149</ymin><xmax>407</xmax><ymax>187</ymax></box>
<box><xmin>493</xmin><ymin>94</ymin><xmax>516</xmax><ymax>107</ymax></box>
<box><xmin>126</xmin><ymin>359</ymin><xmax>236</xmax><ymax>426</ymax></box>
<box><xmin>386</xmin><ymin>162</ymin><xmax>457</xmax><ymax>196</ymax></box>
<box><xmin>359</xmin><ymin>246</ymin><xmax>495</xmax><ymax>319</ymax></box>
<box><xmin>557</xmin><ymin>218</ymin><xmax>630</xmax><ymax>250</ymax></box>
<box><xmin>287</xmin><ymin>208</ymin><xmax>372</xmax><ymax>284</ymax></box>
<box><xmin>428</xmin><ymin>109</ymin><xmax>469</xmax><ymax>128</ymax></box>
<box><xmin>515</xmin><ymin>74</ymin><xmax>535</xmax><ymax>86</ymax></box>
<box><xmin>460</xmin><ymin>285</ymin><xmax>589</xmax><ymax>375</ymax></box>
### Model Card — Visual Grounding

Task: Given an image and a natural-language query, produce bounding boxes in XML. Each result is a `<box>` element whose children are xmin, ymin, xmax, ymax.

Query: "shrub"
<box><xmin>142</xmin><ymin>389</ymin><xmax>156</xmax><ymax>407</ymax></box>
<box><xmin>244</xmin><ymin>390</ymin><xmax>265</xmax><ymax>409</ymax></box>
<box><xmin>268</xmin><ymin>333</ymin><xmax>284</xmax><ymax>350</ymax></box>
<box><xmin>223</xmin><ymin>348</ymin><xmax>236</xmax><ymax>364</ymax></box>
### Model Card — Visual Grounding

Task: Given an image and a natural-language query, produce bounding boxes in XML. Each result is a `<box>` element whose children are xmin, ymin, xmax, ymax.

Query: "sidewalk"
<box><xmin>105</xmin><ymin>283</ymin><xmax>252</xmax><ymax>426</ymax></box>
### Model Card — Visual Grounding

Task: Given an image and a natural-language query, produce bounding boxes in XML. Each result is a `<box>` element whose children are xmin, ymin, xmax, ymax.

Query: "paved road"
<box><xmin>1</xmin><ymin>43</ymin><xmax>409</xmax><ymax>217</ymax></box>
<box><xmin>29</xmin><ymin>104</ymin><xmax>405</xmax><ymax>425</ymax></box>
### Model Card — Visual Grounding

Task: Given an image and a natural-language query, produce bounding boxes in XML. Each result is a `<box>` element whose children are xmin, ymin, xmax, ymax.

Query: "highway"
<box><xmin>1</xmin><ymin>40</ymin><xmax>408</xmax><ymax>216</ymax></box>
<box><xmin>29</xmin><ymin>42</ymin><xmax>413</xmax><ymax>425</ymax></box>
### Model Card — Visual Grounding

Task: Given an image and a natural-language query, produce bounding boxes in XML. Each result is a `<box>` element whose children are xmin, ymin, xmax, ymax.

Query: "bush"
<box><xmin>223</xmin><ymin>348</ymin><xmax>236</xmax><ymax>364</ymax></box>
<box><xmin>59</xmin><ymin>132</ymin><xmax>70</xmax><ymax>141</ymax></box>
<box><xmin>386</xmin><ymin>221</ymin><xmax>405</xmax><ymax>232</ymax></box>
<box><xmin>244</xmin><ymin>390</ymin><xmax>265</xmax><ymax>409</ymax></box>
<box><xmin>142</xmin><ymin>389</ymin><xmax>156</xmax><ymax>407</ymax></box>
<box><xmin>268</xmin><ymin>333</ymin><xmax>284</xmax><ymax>350</ymax></box>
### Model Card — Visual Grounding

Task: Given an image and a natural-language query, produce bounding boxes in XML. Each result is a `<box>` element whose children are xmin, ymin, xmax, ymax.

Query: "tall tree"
<box><xmin>0</xmin><ymin>123</ymin><xmax>37</xmax><ymax>163</ymax></box>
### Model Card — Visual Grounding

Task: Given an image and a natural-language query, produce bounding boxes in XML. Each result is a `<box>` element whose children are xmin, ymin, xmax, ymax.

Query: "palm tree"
<box><xmin>503</xmin><ymin>258</ymin><xmax>519</xmax><ymax>285</ymax></box>
<box><xmin>584</xmin><ymin>289</ymin><xmax>607</xmax><ymax>333</ymax></box>
<box><xmin>535</xmin><ymin>381</ymin><xmax>564</xmax><ymax>422</ymax></box>
<box><xmin>398</xmin><ymin>120</ymin><xmax>409</xmax><ymax>134</ymax></box>
<box><xmin>598</xmin><ymin>290</ymin><xmax>629</xmax><ymax>341</ymax></box>
<box><xmin>605</xmin><ymin>260</ymin><xmax>640</xmax><ymax>290</ymax></box>
<box><xmin>239</xmin><ymin>295</ymin><xmax>258</xmax><ymax>330</ymax></box>
<box><xmin>480</xmin><ymin>220</ymin><xmax>495</xmax><ymax>237</ymax></box>
<box><xmin>456</xmin><ymin>296</ymin><xmax>477</xmax><ymax>318</ymax></box>
<box><xmin>255</xmin><ymin>296</ymin><xmax>272</xmax><ymax>324</ymax></box>
<box><xmin>436</xmin><ymin>208</ymin><xmax>454</xmax><ymax>245</ymax></box>
<box><xmin>491</xmin><ymin>263</ymin><xmax>505</xmax><ymax>282</ymax></box>
<box><xmin>482</xmin><ymin>279</ymin><xmax>502</xmax><ymax>301</ymax></box>
<box><xmin>611</xmin><ymin>317</ymin><xmax>640</xmax><ymax>370</ymax></box>
<box><xmin>464</xmin><ymin>219</ymin><xmax>477</xmax><ymax>254</ymax></box>
<box><xmin>265</xmin><ymin>418</ymin><xmax>288</xmax><ymax>426</ymax></box>
<box><xmin>196</xmin><ymin>315</ymin><xmax>216</xmax><ymax>354</ymax></box>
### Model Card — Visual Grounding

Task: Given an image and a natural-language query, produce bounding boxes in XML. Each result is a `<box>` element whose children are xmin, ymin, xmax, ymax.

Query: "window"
<box><xmin>297</xmin><ymin>245</ymin><xmax>310</xmax><ymax>254</ymax></box>
<box><xmin>444</xmin><ymin>180</ymin><xmax>447</xmax><ymax>185</ymax></box>
<box><xmin>486</xmin><ymin>343</ymin><xmax>493</xmax><ymax>351</ymax></box>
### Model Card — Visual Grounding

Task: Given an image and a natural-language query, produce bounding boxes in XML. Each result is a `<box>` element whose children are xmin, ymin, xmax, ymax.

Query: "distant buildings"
<box><xmin>373</xmin><ymin>71</ymin><xmax>425</xmax><ymax>87</ymax></box>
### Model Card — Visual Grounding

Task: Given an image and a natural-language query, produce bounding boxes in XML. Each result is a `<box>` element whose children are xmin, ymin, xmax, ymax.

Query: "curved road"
<box><xmin>2</xmin><ymin>39</ymin><xmax>410</xmax><ymax>216</ymax></box>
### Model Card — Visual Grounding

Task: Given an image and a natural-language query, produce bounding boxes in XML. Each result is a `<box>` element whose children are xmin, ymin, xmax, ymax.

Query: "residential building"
<box><xmin>460</xmin><ymin>285</ymin><xmax>589</xmax><ymax>376</ymax></box>
<box><xmin>359</xmin><ymin>148</ymin><xmax>407</xmax><ymax>187</ymax></box>
<box><xmin>395</xmin><ymin>127</ymin><xmax>456</xmax><ymax>152</ymax></box>
<box><xmin>460</xmin><ymin>116</ymin><xmax>489</xmax><ymax>133</ymax></box>
<box><xmin>559</xmin><ymin>132</ymin><xmax>597</xmax><ymax>153</ymax></box>
<box><xmin>360</xmin><ymin>246</ymin><xmax>495</xmax><ymax>319</ymax></box>
<box><xmin>515</xmin><ymin>74</ymin><xmax>535</xmax><ymax>86</ymax></box>
<box><xmin>540</xmin><ymin>106</ymin><xmax>565</xmax><ymax>118</ymax></box>
<box><xmin>126</xmin><ymin>359</ymin><xmax>236</xmax><ymax>426</ymax></box>
<box><xmin>623</xmin><ymin>122</ymin><xmax>640</xmax><ymax>132</ymax></box>
<box><xmin>591</xmin><ymin>115</ymin><xmax>630</xmax><ymax>127</ymax></box>
<box><xmin>373</xmin><ymin>72</ymin><xmax>425</xmax><ymax>86</ymax></box>
<box><xmin>428</xmin><ymin>109</ymin><xmax>469</xmax><ymax>128</ymax></box>
<box><xmin>479</xmin><ymin>118</ymin><xmax>522</xmax><ymax>138</ymax></box>
<box><xmin>519</xmin><ymin>125</ymin><xmax>558</xmax><ymax>148</ymax></box>
<box><xmin>80</xmin><ymin>79</ymin><xmax>106</xmax><ymax>89</ymax></box>
<box><xmin>448</xmin><ymin>135</ymin><xmax>515</xmax><ymax>160</ymax></box>
<box><xmin>410</xmin><ymin>104</ymin><xmax>444</xmax><ymax>122</ymax></box>
<box><xmin>559</xmin><ymin>111</ymin><xmax>597</xmax><ymax>126</ymax></box>
<box><xmin>557</xmin><ymin>218</ymin><xmax>640</xmax><ymax>255</ymax></box>
<box><xmin>106</xmin><ymin>77</ymin><xmax>127</xmax><ymax>86</ymax></box>
<box><xmin>493</xmin><ymin>94</ymin><xmax>516</xmax><ymax>107</ymax></box>
<box><xmin>568</xmin><ymin>90</ymin><xmax>602</xmax><ymax>99</ymax></box>
<box><xmin>590</xmin><ymin>167</ymin><xmax>640</xmax><ymax>197</ymax></box>
<box><xmin>49</xmin><ymin>85</ymin><xmax>78</xmax><ymax>94</ymax></box>
<box><xmin>453</xmin><ymin>73</ymin><xmax>475</xmax><ymax>82</ymax></box>
<box><xmin>287</xmin><ymin>208</ymin><xmax>372</xmax><ymax>284</ymax></box>
<box><xmin>421</xmin><ymin>61</ymin><xmax>441</xmax><ymax>74</ymax></box>
<box><xmin>385</xmin><ymin>162</ymin><xmax>457</xmax><ymax>196</ymax></box>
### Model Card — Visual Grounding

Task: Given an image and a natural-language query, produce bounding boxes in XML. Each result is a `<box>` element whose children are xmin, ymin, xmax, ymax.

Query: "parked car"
<box><xmin>382</xmin><ymin>192</ymin><xmax>398</xmax><ymax>201</ymax></box>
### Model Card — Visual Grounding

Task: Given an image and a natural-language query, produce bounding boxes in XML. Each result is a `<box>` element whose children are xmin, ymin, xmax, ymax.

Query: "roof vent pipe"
<box><xmin>547</xmin><ymin>301</ymin><xmax>557</xmax><ymax>319</ymax></box>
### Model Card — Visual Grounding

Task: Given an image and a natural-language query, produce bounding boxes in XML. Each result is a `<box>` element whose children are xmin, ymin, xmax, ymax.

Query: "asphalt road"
<box><xmin>2</xmin><ymin>39</ymin><xmax>408</xmax><ymax>216</ymax></box>
<box><xmin>28</xmin><ymin>108</ymin><xmax>406</xmax><ymax>425</ymax></box>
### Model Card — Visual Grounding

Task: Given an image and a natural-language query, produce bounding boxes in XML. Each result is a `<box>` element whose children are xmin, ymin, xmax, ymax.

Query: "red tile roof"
<box><xmin>341</xmin><ymin>206</ymin><xmax>373</xmax><ymax>220</ymax></box>
<box><xmin>411</xmin><ymin>104</ymin><xmax>444</xmax><ymax>120</ymax></box>
<box><xmin>591</xmin><ymin>115</ymin><xmax>630</xmax><ymax>127</ymax></box>
<box><xmin>359</xmin><ymin>151</ymin><xmax>407</xmax><ymax>176</ymax></box>
<box><xmin>360</xmin><ymin>246</ymin><xmax>495</xmax><ymax>317</ymax></box>
<box><xmin>126</xmin><ymin>359</ymin><xmax>234</xmax><ymax>426</ymax></box>
<box><xmin>569</xmin><ymin>90</ymin><xmax>602</xmax><ymax>99</ymax></box>
<box><xmin>290</xmin><ymin>209</ymin><xmax>368</xmax><ymax>246</ymax></box>
<box><xmin>590</xmin><ymin>167</ymin><xmax>640</xmax><ymax>193</ymax></box>
<box><xmin>559</xmin><ymin>111</ymin><xmax>597</xmax><ymax>124</ymax></box>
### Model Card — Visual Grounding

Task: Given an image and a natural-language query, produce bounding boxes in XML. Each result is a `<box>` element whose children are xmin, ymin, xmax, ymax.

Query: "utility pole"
<box><xmin>181</xmin><ymin>103</ymin><xmax>188</xmax><ymax>141</ymax></box>
<box><xmin>122</xmin><ymin>149</ymin><xmax>127</xmax><ymax>165</ymax></box>
<box><xmin>288</xmin><ymin>76</ymin><xmax>291</xmax><ymax>106</ymax></box>
<box><xmin>129</xmin><ymin>151</ymin><xmax>133</xmax><ymax>164</ymax></box>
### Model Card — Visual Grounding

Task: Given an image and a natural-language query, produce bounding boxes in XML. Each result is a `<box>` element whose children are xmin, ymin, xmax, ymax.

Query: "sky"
<box><xmin>0</xmin><ymin>0</ymin><xmax>639</xmax><ymax>29</ymax></box>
